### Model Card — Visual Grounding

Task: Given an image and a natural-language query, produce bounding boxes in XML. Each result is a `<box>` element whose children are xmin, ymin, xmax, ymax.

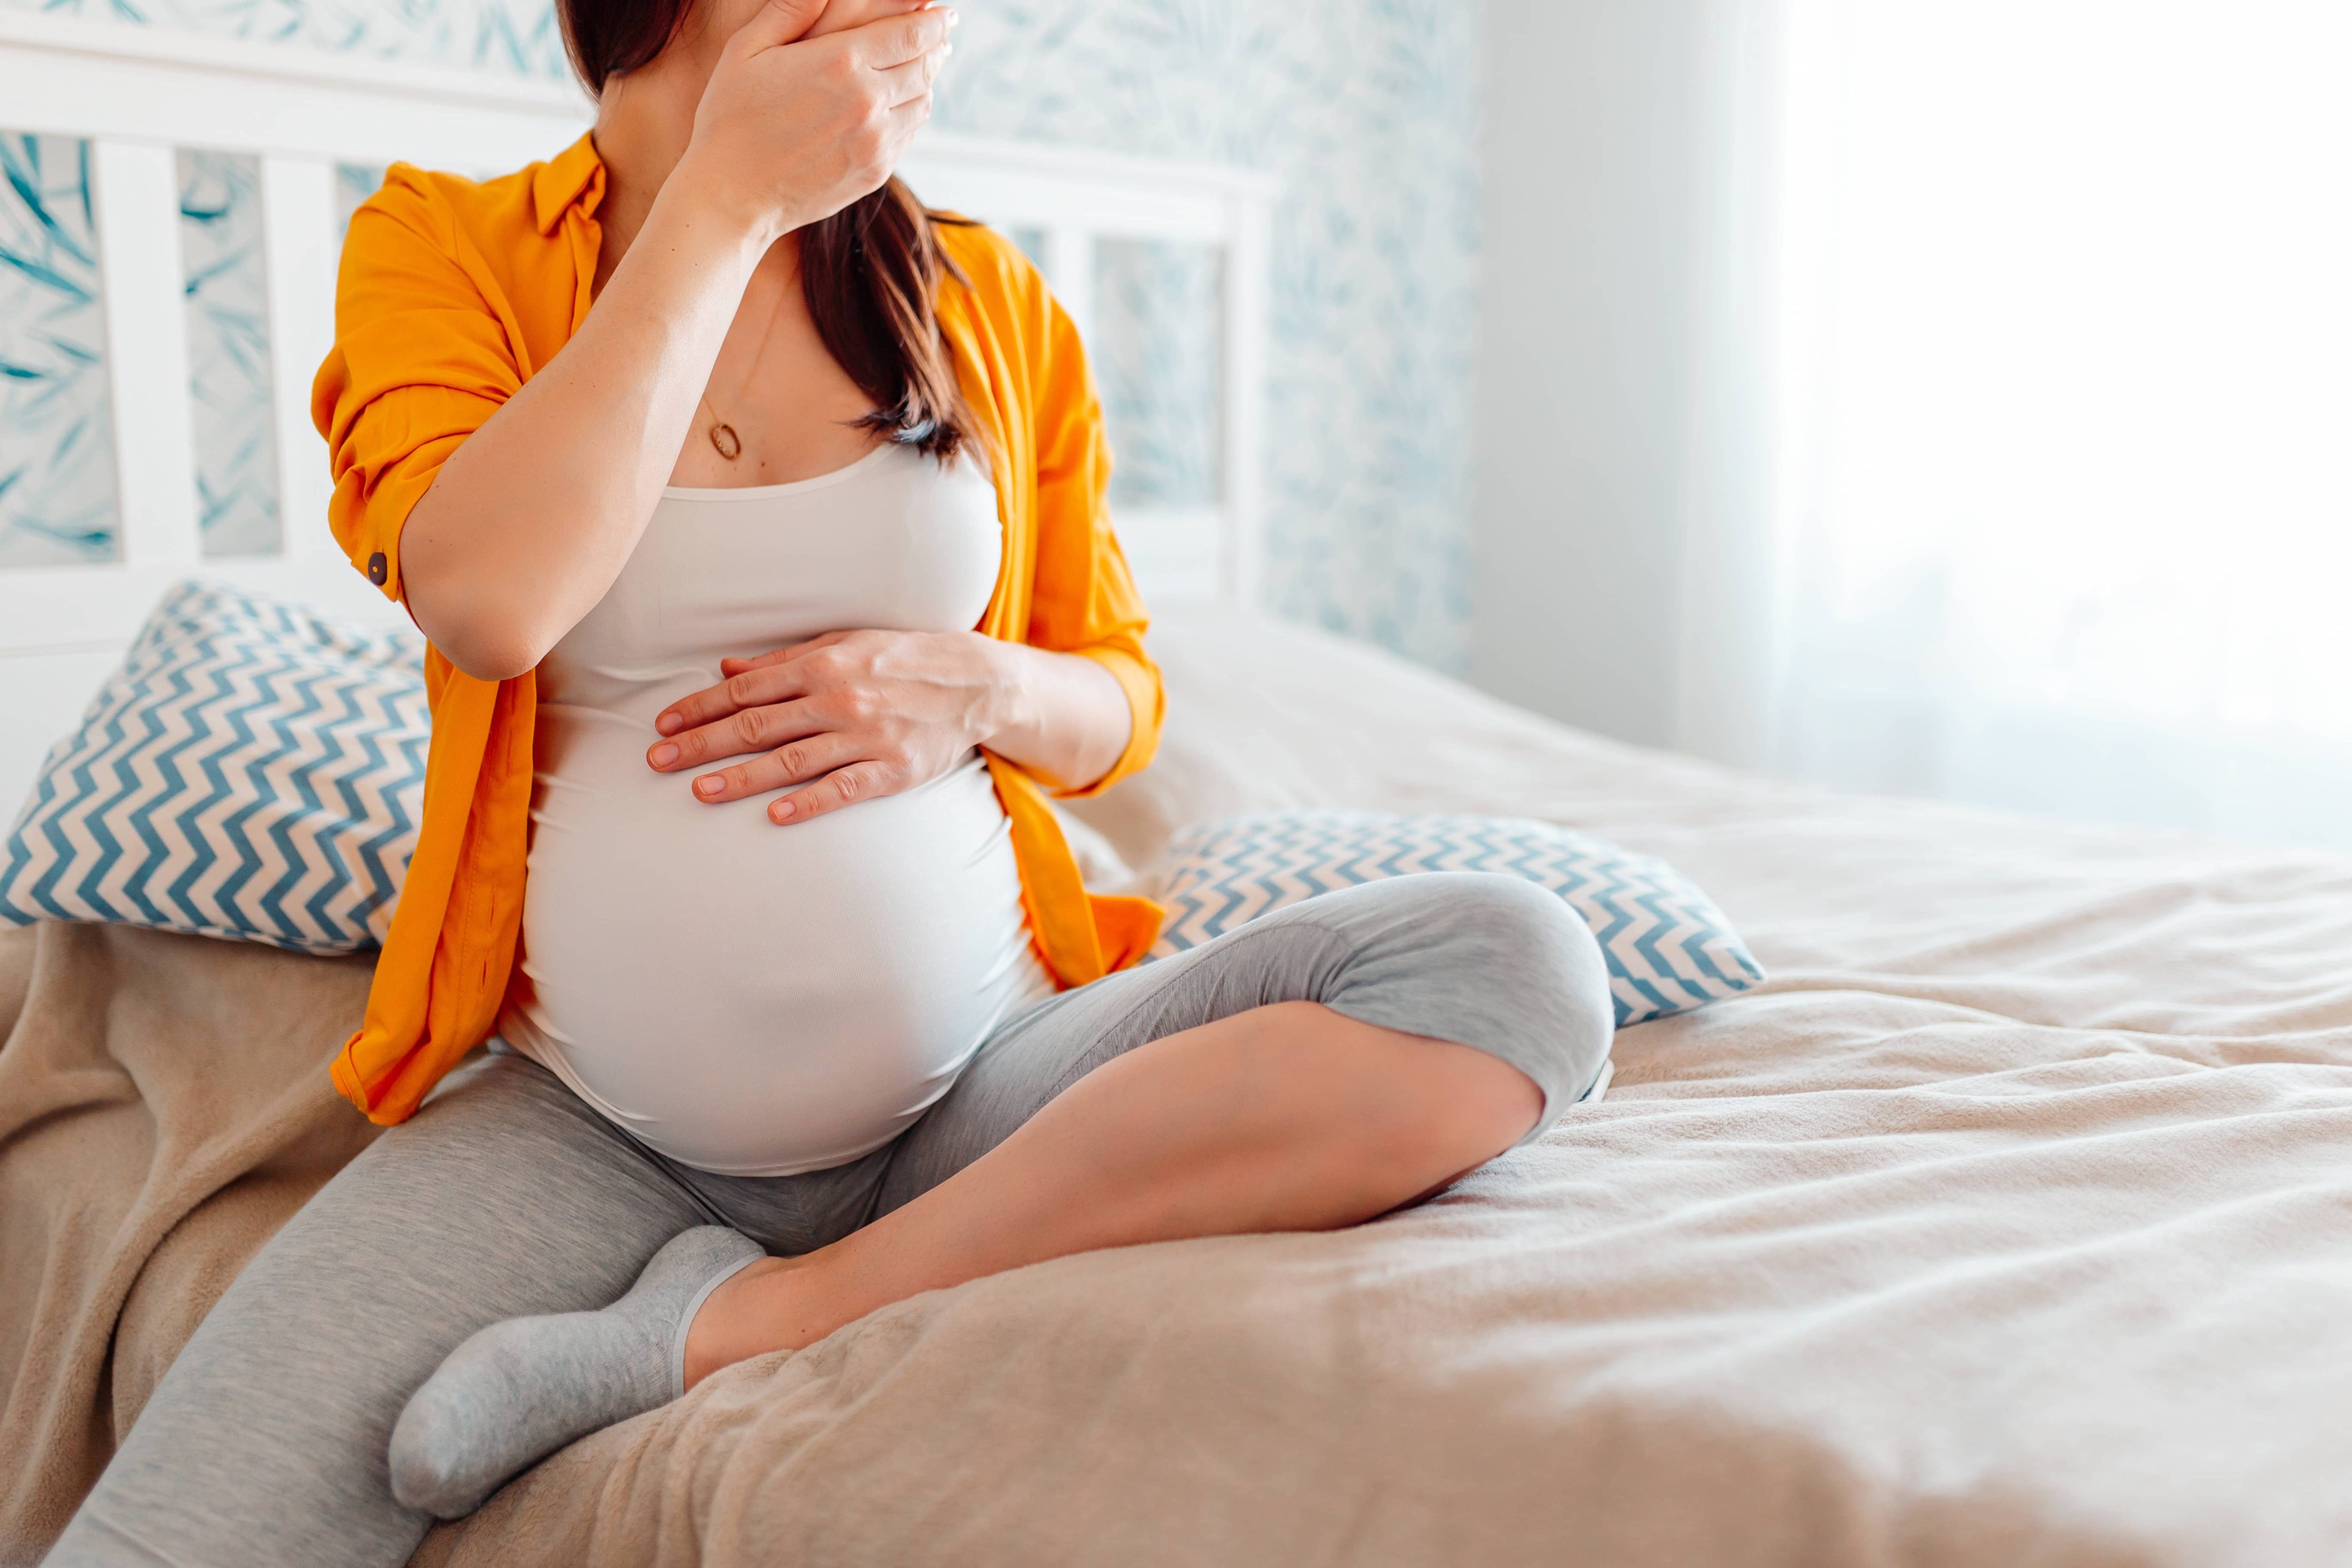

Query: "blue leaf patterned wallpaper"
<box><xmin>180</xmin><ymin>149</ymin><xmax>281</xmax><ymax>558</ymax></box>
<box><xmin>942</xmin><ymin>1</ymin><xmax>1481</xmax><ymax>665</ymax></box>
<box><xmin>1093</xmin><ymin>237</ymin><xmax>1221</xmax><ymax>511</ymax></box>
<box><xmin>0</xmin><ymin>132</ymin><xmax>119</xmax><ymax>566</ymax></box>
<box><xmin>0</xmin><ymin>0</ymin><xmax>1480</xmax><ymax>667</ymax></box>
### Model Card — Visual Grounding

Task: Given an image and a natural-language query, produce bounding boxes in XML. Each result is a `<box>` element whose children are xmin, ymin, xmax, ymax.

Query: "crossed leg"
<box><xmin>50</xmin><ymin>874</ymin><xmax>1614</xmax><ymax>1555</ymax></box>
<box><xmin>685</xmin><ymin>873</ymin><xmax>1615</xmax><ymax>1380</ymax></box>
<box><xmin>44</xmin><ymin>1053</ymin><xmax>710</xmax><ymax>1568</ymax></box>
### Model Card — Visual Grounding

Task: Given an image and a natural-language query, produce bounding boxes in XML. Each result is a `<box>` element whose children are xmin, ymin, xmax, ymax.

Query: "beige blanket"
<box><xmin>10</xmin><ymin>605</ymin><xmax>2352</xmax><ymax>1565</ymax></box>
<box><xmin>0</xmin><ymin>923</ymin><xmax>375</xmax><ymax>1561</ymax></box>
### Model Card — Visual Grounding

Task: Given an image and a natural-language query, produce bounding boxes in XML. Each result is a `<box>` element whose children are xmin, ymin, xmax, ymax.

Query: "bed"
<box><xmin>10</xmin><ymin>601</ymin><xmax>2352</xmax><ymax>1565</ymax></box>
<box><xmin>8</xmin><ymin>16</ymin><xmax>2352</xmax><ymax>1568</ymax></box>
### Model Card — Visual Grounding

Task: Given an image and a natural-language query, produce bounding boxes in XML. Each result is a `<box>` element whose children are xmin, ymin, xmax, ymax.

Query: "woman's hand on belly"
<box><xmin>645</xmin><ymin>629</ymin><xmax>1004</xmax><ymax>822</ymax></box>
<box><xmin>644</xmin><ymin>628</ymin><xmax>1131</xmax><ymax>821</ymax></box>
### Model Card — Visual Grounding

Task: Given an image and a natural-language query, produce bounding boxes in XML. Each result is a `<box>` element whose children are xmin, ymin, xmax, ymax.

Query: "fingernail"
<box><xmin>696</xmin><ymin>776</ymin><xmax>725</xmax><ymax>797</ymax></box>
<box><xmin>771</xmin><ymin>800</ymin><xmax>795</xmax><ymax>821</ymax></box>
<box><xmin>650</xmin><ymin>743</ymin><xmax>679</xmax><ymax>767</ymax></box>
<box><xmin>945</xmin><ymin>7</ymin><xmax>960</xmax><ymax>27</ymax></box>
<box><xmin>655</xmin><ymin>713</ymin><xmax>683</xmax><ymax>735</ymax></box>
<box><xmin>940</xmin><ymin>40</ymin><xmax>954</xmax><ymax>57</ymax></box>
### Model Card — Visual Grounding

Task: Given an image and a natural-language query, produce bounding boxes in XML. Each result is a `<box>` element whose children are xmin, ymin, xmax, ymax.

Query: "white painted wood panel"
<box><xmin>1038</xmin><ymin>226</ymin><xmax>1097</xmax><ymax>352</ymax></box>
<box><xmin>1221</xmin><ymin>196</ymin><xmax>1271</xmax><ymax>607</ymax></box>
<box><xmin>0</xmin><ymin>556</ymin><xmax>408</xmax><ymax>655</ymax></box>
<box><xmin>91</xmin><ymin>139</ymin><xmax>201</xmax><ymax>571</ymax></box>
<box><xmin>261</xmin><ymin>153</ymin><xmax>341</xmax><ymax>563</ymax></box>
<box><xmin>0</xmin><ymin>10</ymin><xmax>591</xmax><ymax>173</ymax></box>
<box><xmin>1112</xmin><ymin>508</ymin><xmax>1224</xmax><ymax>606</ymax></box>
<box><xmin>0</xmin><ymin>649</ymin><xmax>123</xmax><ymax>821</ymax></box>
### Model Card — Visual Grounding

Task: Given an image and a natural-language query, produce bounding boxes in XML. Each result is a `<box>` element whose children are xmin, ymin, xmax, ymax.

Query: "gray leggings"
<box><xmin>48</xmin><ymin>874</ymin><xmax>1612</xmax><ymax>1568</ymax></box>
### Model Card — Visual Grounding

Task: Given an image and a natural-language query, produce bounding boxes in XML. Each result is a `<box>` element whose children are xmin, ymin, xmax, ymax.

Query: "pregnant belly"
<box><xmin>502</xmin><ymin>705</ymin><xmax>1045</xmax><ymax>1176</ymax></box>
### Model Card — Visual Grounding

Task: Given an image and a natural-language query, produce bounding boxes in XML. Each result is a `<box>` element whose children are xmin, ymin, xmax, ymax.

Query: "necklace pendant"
<box><xmin>709</xmin><ymin>422</ymin><xmax>742</xmax><ymax>461</ymax></box>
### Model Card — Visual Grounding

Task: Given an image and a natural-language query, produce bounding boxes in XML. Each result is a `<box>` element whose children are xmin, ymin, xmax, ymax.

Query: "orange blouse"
<box><xmin>311</xmin><ymin>135</ymin><xmax>1166</xmax><ymax>1126</ymax></box>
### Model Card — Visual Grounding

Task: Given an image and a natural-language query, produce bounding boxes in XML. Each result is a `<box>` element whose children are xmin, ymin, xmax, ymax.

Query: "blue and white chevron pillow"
<box><xmin>1152</xmin><ymin>811</ymin><xmax>1763</xmax><ymax>1028</ymax></box>
<box><xmin>0</xmin><ymin>581</ymin><xmax>429</xmax><ymax>955</ymax></box>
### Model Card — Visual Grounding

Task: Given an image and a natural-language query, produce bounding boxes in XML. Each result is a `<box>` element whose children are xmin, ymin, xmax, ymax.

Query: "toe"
<box><xmin>388</xmin><ymin>1383</ymin><xmax>490</xmax><ymax>1519</ymax></box>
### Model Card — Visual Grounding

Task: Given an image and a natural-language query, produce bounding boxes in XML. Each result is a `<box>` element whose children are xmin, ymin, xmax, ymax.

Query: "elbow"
<box><xmin>447</xmin><ymin>641</ymin><xmax>542</xmax><ymax>685</ymax></box>
<box><xmin>397</xmin><ymin>485</ymin><xmax>570</xmax><ymax>682</ymax></box>
<box><xmin>435</xmin><ymin>618</ymin><xmax>549</xmax><ymax>683</ymax></box>
<box><xmin>407</xmin><ymin>581</ymin><xmax>554</xmax><ymax>683</ymax></box>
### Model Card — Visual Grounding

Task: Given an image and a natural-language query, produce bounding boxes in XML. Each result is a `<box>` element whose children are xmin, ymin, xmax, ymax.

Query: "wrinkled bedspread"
<box><xmin>10</xmin><ymin>605</ymin><xmax>2352</xmax><ymax>1566</ymax></box>
<box><xmin>0</xmin><ymin>921</ymin><xmax>376</xmax><ymax>1562</ymax></box>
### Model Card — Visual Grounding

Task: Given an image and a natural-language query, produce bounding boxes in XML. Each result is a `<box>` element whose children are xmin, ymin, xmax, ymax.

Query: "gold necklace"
<box><xmin>698</xmin><ymin>280</ymin><xmax>788</xmax><ymax>462</ymax></box>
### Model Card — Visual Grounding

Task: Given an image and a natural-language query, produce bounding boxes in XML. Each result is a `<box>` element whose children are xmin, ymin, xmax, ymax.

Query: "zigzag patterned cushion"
<box><xmin>1152</xmin><ymin>810</ymin><xmax>1764</xmax><ymax>1028</ymax></box>
<box><xmin>0</xmin><ymin>581</ymin><xmax>430</xmax><ymax>955</ymax></box>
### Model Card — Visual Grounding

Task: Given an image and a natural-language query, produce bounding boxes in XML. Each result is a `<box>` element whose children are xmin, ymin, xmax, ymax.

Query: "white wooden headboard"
<box><xmin>0</xmin><ymin>8</ymin><xmax>1272</xmax><ymax>811</ymax></box>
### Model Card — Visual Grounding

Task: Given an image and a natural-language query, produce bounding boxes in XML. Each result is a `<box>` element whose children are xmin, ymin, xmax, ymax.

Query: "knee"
<box><xmin>1440</xmin><ymin>872</ymin><xmax>1614</xmax><ymax>1066</ymax></box>
<box><xmin>1311</xmin><ymin>873</ymin><xmax>1616</xmax><ymax>1123</ymax></box>
<box><xmin>1423</xmin><ymin>869</ymin><xmax>1588</xmax><ymax>953</ymax></box>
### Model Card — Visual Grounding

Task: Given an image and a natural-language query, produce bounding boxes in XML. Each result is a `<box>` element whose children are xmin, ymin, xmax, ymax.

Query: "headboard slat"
<box><xmin>261</xmin><ymin>153</ymin><xmax>341</xmax><ymax>565</ymax></box>
<box><xmin>1221</xmin><ymin>195</ymin><xmax>1271</xmax><ymax>608</ymax></box>
<box><xmin>1040</xmin><ymin>227</ymin><xmax>1098</xmax><ymax>350</ymax></box>
<box><xmin>91</xmin><ymin>139</ymin><xmax>201</xmax><ymax>570</ymax></box>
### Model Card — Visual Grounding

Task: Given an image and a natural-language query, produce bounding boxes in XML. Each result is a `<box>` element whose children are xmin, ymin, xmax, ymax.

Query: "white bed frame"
<box><xmin>0</xmin><ymin>9</ymin><xmax>1273</xmax><ymax>811</ymax></box>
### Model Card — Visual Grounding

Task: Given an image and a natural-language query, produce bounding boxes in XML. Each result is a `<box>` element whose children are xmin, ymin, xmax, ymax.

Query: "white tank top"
<box><xmin>497</xmin><ymin>442</ymin><xmax>1052</xmax><ymax>1176</ymax></box>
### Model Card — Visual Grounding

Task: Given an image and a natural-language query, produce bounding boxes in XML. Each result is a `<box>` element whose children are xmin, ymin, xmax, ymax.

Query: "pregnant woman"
<box><xmin>48</xmin><ymin>0</ymin><xmax>1613</xmax><ymax>1562</ymax></box>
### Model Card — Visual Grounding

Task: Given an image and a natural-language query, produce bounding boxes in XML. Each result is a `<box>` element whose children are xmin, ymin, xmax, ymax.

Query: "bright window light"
<box><xmin>1772</xmin><ymin>0</ymin><xmax>2352</xmax><ymax>847</ymax></box>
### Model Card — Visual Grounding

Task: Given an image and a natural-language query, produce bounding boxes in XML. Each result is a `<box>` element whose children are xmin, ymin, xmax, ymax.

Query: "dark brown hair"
<box><xmin>561</xmin><ymin>0</ymin><xmax>971</xmax><ymax>458</ymax></box>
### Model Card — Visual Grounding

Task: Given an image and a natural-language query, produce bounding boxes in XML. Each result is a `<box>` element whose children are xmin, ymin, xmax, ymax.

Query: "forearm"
<box><xmin>980</xmin><ymin>640</ymin><xmax>1134</xmax><ymax>793</ymax></box>
<box><xmin>400</xmin><ymin>162</ymin><xmax>774</xmax><ymax>680</ymax></box>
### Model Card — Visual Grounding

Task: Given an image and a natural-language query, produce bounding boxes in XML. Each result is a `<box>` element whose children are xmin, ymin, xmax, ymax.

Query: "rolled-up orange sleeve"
<box><xmin>310</xmin><ymin>167</ymin><xmax>524</xmax><ymax>607</ymax></box>
<box><xmin>307</xmin><ymin>159</ymin><xmax>556</xmax><ymax>1126</ymax></box>
<box><xmin>1021</xmin><ymin>291</ymin><xmax>1165</xmax><ymax>798</ymax></box>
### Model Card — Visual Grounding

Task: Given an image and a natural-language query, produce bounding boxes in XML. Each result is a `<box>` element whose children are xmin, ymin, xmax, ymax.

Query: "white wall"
<box><xmin>1473</xmin><ymin>0</ymin><xmax>1781</xmax><ymax>759</ymax></box>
